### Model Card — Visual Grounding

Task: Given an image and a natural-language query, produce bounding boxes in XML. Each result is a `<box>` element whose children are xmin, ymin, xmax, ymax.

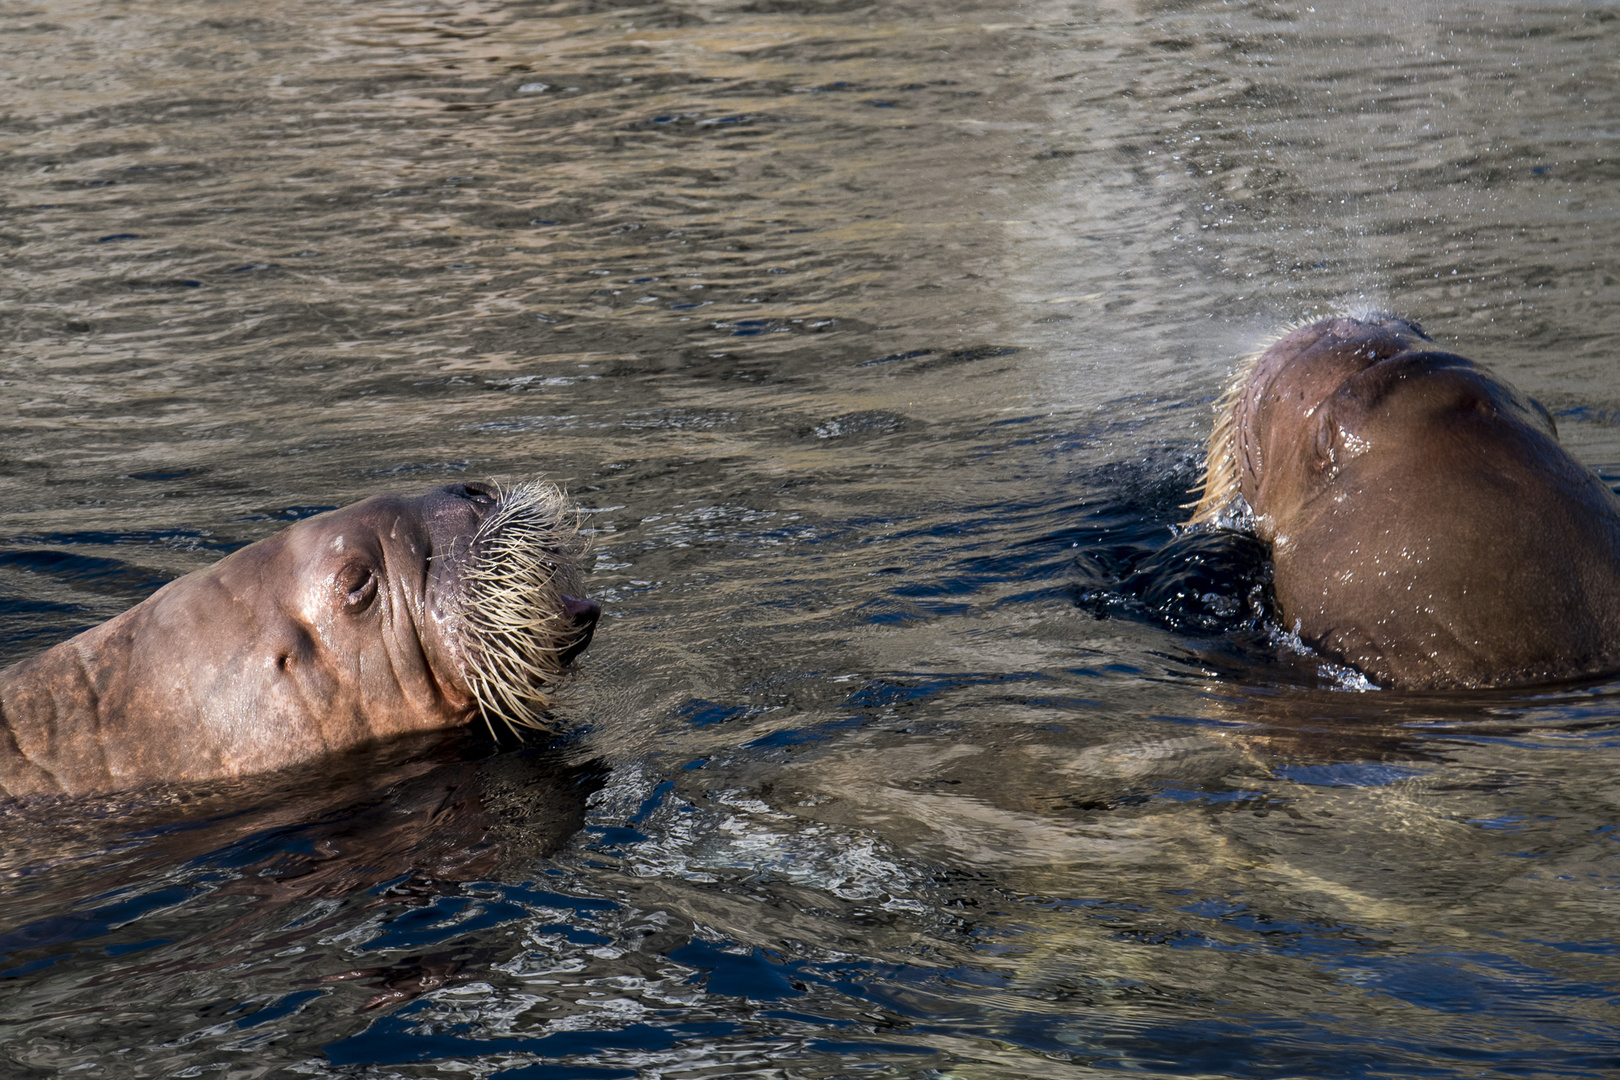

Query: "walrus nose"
<box><xmin>559</xmin><ymin>595</ymin><xmax>600</xmax><ymax>667</ymax></box>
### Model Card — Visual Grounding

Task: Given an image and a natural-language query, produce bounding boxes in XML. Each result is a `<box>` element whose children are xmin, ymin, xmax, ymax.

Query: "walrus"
<box><xmin>0</xmin><ymin>480</ymin><xmax>600</xmax><ymax>797</ymax></box>
<box><xmin>1188</xmin><ymin>315</ymin><xmax>1620</xmax><ymax>689</ymax></box>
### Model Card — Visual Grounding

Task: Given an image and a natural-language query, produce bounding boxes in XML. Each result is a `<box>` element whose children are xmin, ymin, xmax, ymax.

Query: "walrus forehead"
<box><xmin>1247</xmin><ymin>320</ymin><xmax>1418</xmax><ymax>414</ymax></box>
<box><xmin>295</xmin><ymin>496</ymin><xmax>430</xmax><ymax>557</ymax></box>
<box><xmin>1324</xmin><ymin>349</ymin><xmax>1554</xmax><ymax>446</ymax></box>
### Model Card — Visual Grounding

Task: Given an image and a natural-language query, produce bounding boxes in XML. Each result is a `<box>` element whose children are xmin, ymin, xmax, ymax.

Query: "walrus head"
<box><xmin>1193</xmin><ymin>316</ymin><xmax>1439</xmax><ymax>529</ymax></box>
<box><xmin>1187</xmin><ymin>316</ymin><xmax>1620</xmax><ymax>689</ymax></box>
<box><xmin>0</xmin><ymin>480</ymin><xmax>600</xmax><ymax>796</ymax></box>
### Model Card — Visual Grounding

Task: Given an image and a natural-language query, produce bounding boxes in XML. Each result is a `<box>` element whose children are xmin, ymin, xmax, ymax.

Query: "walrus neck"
<box><xmin>0</xmin><ymin>638</ymin><xmax>117</xmax><ymax>798</ymax></box>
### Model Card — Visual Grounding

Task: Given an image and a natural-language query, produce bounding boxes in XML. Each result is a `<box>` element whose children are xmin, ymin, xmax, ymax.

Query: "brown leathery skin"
<box><xmin>0</xmin><ymin>482</ymin><xmax>597</xmax><ymax>797</ymax></box>
<box><xmin>1192</xmin><ymin>316</ymin><xmax>1620</xmax><ymax>689</ymax></box>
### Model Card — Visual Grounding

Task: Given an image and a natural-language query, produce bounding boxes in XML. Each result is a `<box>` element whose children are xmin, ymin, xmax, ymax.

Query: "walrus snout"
<box><xmin>1328</xmin><ymin>313</ymin><xmax>1430</xmax><ymax>343</ymax></box>
<box><xmin>418</xmin><ymin>481</ymin><xmax>504</xmax><ymax>543</ymax></box>
<box><xmin>558</xmin><ymin>596</ymin><xmax>601</xmax><ymax>667</ymax></box>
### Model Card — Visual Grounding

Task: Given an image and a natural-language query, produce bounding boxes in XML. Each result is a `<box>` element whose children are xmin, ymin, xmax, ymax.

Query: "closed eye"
<box><xmin>337</xmin><ymin>562</ymin><xmax>378</xmax><ymax>613</ymax></box>
<box><xmin>457</xmin><ymin>482</ymin><xmax>498</xmax><ymax>507</ymax></box>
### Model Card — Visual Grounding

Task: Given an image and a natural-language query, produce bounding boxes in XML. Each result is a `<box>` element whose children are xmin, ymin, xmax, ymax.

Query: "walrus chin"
<box><xmin>449</xmin><ymin>480</ymin><xmax>596</xmax><ymax>736</ymax></box>
<box><xmin>1183</xmin><ymin>314</ymin><xmax>1620</xmax><ymax>691</ymax></box>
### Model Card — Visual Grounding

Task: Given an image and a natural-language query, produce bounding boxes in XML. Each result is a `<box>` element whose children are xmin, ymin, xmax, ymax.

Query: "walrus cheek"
<box><xmin>410</xmin><ymin>595</ymin><xmax>478</xmax><ymax>709</ymax></box>
<box><xmin>309</xmin><ymin>609</ymin><xmax>474</xmax><ymax>736</ymax></box>
<box><xmin>376</xmin><ymin>629</ymin><xmax>477</xmax><ymax>728</ymax></box>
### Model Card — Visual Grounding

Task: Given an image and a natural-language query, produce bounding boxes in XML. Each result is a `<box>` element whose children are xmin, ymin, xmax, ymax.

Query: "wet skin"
<box><xmin>1219</xmin><ymin>316</ymin><xmax>1620</xmax><ymax>689</ymax></box>
<box><xmin>0</xmin><ymin>483</ymin><xmax>599</xmax><ymax>797</ymax></box>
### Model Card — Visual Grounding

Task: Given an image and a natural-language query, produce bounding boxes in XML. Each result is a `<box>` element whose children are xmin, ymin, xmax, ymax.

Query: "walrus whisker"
<box><xmin>1186</xmin><ymin>340</ymin><xmax>1272</xmax><ymax>526</ymax></box>
<box><xmin>470</xmin><ymin>671</ymin><xmax>531</xmax><ymax>742</ymax></box>
<box><xmin>455</xmin><ymin>479</ymin><xmax>590</xmax><ymax>733</ymax></box>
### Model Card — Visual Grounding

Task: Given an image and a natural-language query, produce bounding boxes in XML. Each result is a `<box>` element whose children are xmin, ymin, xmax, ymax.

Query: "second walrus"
<box><xmin>1189</xmin><ymin>315</ymin><xmax>1620</xmax><ymax>690</ymax></box>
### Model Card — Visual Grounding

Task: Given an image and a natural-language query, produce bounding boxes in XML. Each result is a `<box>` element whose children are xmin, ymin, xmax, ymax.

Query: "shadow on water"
<box><xmin>0</xmin><ymin>737</ymin><xmax>603</xmax><ymax>1019</ymax></box>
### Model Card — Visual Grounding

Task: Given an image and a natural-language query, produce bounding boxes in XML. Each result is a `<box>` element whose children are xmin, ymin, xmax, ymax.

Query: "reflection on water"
<box><xmin>2</xmin><ymin>0</ymin><xmax>1619</xmax><ymax>1076</ymax></box>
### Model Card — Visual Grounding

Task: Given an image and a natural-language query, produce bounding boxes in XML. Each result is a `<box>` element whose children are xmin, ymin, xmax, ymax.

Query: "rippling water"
<box><xmin>3</xmin><ymin>0</ymin><xmax>1619</xmax><ymax>1076</ymax></box>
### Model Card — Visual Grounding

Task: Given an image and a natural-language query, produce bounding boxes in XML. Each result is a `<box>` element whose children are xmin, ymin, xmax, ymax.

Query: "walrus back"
<box><xmin>1274</xmin><ymin>435</ymin><xmax>1620</xmax><ymax>688</ymax></box>
<box><xmin>1188</xmin><ymin>314</ymin><xmax>1620</xmax><ymax>690</ymax></box>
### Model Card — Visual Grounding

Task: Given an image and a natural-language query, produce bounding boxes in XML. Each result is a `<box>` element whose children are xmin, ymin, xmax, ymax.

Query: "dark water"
<box><xmin>3</xmin><ymin>0</ymin><xmax>1619</xmax><ymax>1075</ymax></box>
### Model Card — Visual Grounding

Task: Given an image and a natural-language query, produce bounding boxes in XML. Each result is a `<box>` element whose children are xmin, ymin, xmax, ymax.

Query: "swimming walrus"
<box><xmin>1189</xmin><ymin>315</ymin><xmax>1620</xmax><ymax>690</ymax></box>
<box><xmin>0</xmin><ymin>480</ymin><xmax>599</xmax><ymax>797</ymax></box>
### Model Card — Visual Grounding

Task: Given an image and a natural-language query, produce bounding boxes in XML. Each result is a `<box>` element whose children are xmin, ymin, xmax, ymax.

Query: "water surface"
<box><xmin>2</xmin><ymin>0</ymin><xmax>1619</xmax><ymax>1076</ymax></box>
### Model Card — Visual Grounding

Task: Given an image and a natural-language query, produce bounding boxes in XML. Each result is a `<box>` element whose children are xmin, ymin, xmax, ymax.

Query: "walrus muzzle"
<box><xmin>1189</xmin><ymin>316</ymin><xmax>1620</xmax><ymax>689</ymax></box>
<box><xmin>0</xmin><ymin>480</ymin><xmax>599</xmax><ymax>797</ymax></box>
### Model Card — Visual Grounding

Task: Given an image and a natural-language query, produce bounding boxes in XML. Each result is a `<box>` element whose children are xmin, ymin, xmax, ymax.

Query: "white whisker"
<box><xmin>454</xmin><ymin>479</ymin><xmax>590</xmax><ymax>732</ymax></box>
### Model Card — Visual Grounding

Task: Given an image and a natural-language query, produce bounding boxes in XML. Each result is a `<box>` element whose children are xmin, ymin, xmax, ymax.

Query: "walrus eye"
<box><xmin>1312</xmin><ymin>416</ymin><xmax>1336</xmax><ymax>474</ymax></box>
<box><xmin>336</xmin><ymin>562</ymin><xmax>378</xmax><ymax>613</ymax></box>
<box><xmin>456</xmin><ymin>483</ymin><xmax>498</xmax><ymax>507</ymax></box>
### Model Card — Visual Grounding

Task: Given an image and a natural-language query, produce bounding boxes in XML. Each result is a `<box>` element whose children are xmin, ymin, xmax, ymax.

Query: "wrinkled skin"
<box><xmin>0</xmin><ymin>483</ymin><xmax>599</xmax><ymax>797</ymax></box>
<box><xmin>1225</xmin><ymin>316</ymin><xmax>1620</xmax><ymax>689</ymax></box>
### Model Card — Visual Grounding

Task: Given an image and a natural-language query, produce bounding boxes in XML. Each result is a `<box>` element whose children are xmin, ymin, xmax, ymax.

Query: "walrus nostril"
<box><xmin>562</xmin><ymin>595</ymin><xmax>601</xmax><ymax>626</ymax></box>
<box><xmin>558</xmin><ymin>595</ymin><xmax>600</xmax><ymax>667</ymax></box>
